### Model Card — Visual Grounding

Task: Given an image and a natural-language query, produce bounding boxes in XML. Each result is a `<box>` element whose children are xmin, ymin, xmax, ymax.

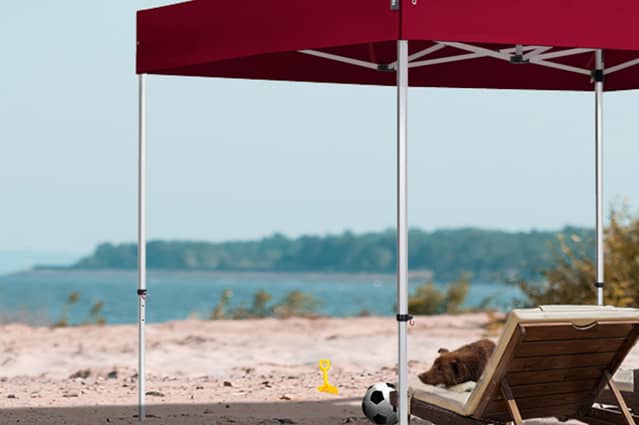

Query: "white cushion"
<box><xmin>408</xmin><ymin>375</ymin><xmax>470</xmax><ymax>414</ymax></box>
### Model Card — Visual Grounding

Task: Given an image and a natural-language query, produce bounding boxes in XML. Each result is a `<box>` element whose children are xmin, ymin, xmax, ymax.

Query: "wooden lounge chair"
<box><xmin>397</xmin><ymin>305</ymin><xmax>639</xmax><ymax>425</ymax></box>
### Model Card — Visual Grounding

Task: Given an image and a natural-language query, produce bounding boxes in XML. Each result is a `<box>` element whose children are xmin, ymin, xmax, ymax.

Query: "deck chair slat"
<box><xmin>485</xmin><ymin>390</ymin><xmax>592</xmax><ymax>414</ymax></box>
<box><xmin>483</xmin><ymin>403</ymin><xmax>588</xmax><ymax>422</ymax></box>
<box><xmin>522</xmin><ymin>321</ymin><xmax>635</xmax><ymax>341</ymax></box>
<box><xmin>515</xmin><ymin>337</ymin><xmax>627</xmax><ymax>357</ymax></box>
<box><xmin>509</xmin><ymin>351</ymin><xmax>615</xmax><ymax>371</ymax></box>
<box><xmin>492</xmin><ymin>379</ymin><xmax>601</xmax><ymax>399</ymax></box>
<box><xmin>507</xmin><ymin>367</ymin><xmax>603</xmax><ymax>386</ymax></box>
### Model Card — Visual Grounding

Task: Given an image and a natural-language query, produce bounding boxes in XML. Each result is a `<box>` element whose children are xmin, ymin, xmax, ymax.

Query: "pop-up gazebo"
<box><xmin>136</xmin><ymin>1</ymin><xmax>639</xmax><ymax>423</ymax></box>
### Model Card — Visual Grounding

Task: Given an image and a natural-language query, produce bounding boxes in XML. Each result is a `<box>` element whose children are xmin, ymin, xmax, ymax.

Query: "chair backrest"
<box><xmin>472</xmin><ymin>318</ymin><xmax>639</xmax><ymax>422</ymax></box>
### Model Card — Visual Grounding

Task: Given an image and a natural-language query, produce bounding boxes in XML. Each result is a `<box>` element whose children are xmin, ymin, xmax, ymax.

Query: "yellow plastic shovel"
<box><xmin>317</xmin><ymin>359</ymin><xmax>339</xmax><ymax>395</ymax></box>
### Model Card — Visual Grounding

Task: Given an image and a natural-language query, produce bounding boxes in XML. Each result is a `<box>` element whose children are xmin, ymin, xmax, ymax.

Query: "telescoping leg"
<box><xmin>396</xmin><ymin>40</ymin><xmax>411</xmax><ymax>425</ymax></box>
<box><xmin>594</xmin><ymin>50</ymin><xmax>605</xmax><ymax>306</ymax></box>
<box><xmin>137</xmin><ymin>74</ymin><xmax>147</xmax><ymax>421</ymax></box>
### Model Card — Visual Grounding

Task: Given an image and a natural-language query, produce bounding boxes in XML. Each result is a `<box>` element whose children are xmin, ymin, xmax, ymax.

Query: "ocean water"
<box><xmin>0</xmin><ymin>270</ymin><xmax>525</xmax><ymax>325</ymax></box>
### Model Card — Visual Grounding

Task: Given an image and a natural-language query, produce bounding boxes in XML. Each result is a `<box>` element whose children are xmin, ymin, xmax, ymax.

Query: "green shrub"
<box><xmin>210</xmin><ymin>289</ymin><xmax>233</xmax><ymax>320</ymax></box>
<box><xmin>53</xmin><ymin>292</ymin><xmax>106</xmax><ymax>326</ymax></box>
<box><xmin>54</xmin><ymin>292</ymin><xmax>80</xmax><ymax>327</ymax></box>
<box><xmin>86</xmin><ymin>301</ymin><xmax>106</xmax><ymax>325</ymax></box>
<box><xmin>210</xmin><ymin>289</ymin><xmax>320</xmax><ymax>320</ymax></box>
<box><xmin>273</xmin><ymin>291</ymin><xmax>321</xmax><ymax>318</ymax></box>
<box><xmin>408</xmin><ymin>275</ymin><xmax>470</xmax><ymax>315</ymax></box>
<box><xmin>408</xmin><ymin>283</ymin><xmax>446</xmax><ymax>315</ymax></box>
<box><xmin>251</xmin><ymin>290</ymin><xmax>273</xmax><ymax>318</ymax></box>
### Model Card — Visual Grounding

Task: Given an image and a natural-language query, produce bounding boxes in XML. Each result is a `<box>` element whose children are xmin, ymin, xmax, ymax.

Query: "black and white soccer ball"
<box><xmin>361</xmin><ymin>382</ymin><xmax>398</xmax><ymax>425</ymax></box>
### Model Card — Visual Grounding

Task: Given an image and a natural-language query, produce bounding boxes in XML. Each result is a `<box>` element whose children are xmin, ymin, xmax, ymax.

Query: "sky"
<box><xmin>1</xmin><ymin>2</ymin><xmax>639</xmax><ymax>257</ymax></box>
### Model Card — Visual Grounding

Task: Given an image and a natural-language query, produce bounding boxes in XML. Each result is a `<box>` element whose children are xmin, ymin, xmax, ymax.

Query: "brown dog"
<box><xmin>418</xmin><ymin>339</ymin><xmax>496</xmax><ymax>387</ymax></box>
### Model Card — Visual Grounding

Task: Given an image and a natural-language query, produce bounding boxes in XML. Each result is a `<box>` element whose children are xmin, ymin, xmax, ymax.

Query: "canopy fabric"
<box><xmin>137</xmin><ymin>0</ymin><xmax>639</xmax><ymax>91</ymax></box>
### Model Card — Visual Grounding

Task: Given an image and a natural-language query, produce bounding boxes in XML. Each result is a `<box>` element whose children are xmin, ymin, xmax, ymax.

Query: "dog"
<box><xmin>418</xmin><ymin>339</ymin><xmax>496</xmax><ymax>387</ymax></box>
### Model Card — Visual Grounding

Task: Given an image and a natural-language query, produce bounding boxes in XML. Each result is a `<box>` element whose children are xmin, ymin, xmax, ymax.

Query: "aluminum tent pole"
<box><xmin>137</xmin><ymin>73</ymin><xmax>148</xmax><ymax>421</ymax></box>
<box><xmin>594</xmin><ymin>50</ymin><xmax>605</xmax><ymax>306</ymax></box>
<box><xmin>396</xmin><ymin>39</ymin><xmax>410</xmax><ymax>425</ymax></box>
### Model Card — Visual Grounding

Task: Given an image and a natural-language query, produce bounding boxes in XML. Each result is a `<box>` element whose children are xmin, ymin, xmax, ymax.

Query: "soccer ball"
<box><xmin>361</xmin><ymin>382</ymin><xmax>398</xmax><ymax>425</ymax></box>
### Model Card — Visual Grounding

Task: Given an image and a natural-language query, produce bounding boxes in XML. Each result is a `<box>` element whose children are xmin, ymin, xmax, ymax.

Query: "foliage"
<box><xmin>85</xmin><ymin>301</ymin><xmax>106</xmax><ymax>325</ymax></box>
<box><xmin>481</xmin><ymin>311</ymin><xmax>507</xmax><ymax>337</ymax></box>
<box><xmin>520</xmin><ymin>206</ymin><xmax>639</xmax><ymax>307</ymax></box>
<box><xmin>54</xmin><ymin>292</ymin><xmax>80</xmax><ymax>327</ymax></box>
<box><xmin>251</xmin><ymin>290</ymin><xmax>273</xmax><ymax>318</ymax></box>
<box><xmin>66</xmin><ymin>228</ymin><xmax>593</xmax><ymax>281</ymax></box>
<box><xmin>408</xmin><ymin>275</ymin><xmax>470</xmax><ymax>315</ymax></box>
<box><xmin>272</xmin><ymin>290</ymin><xmax>321</xmax><ymax>318</ymax></box>
<box><xmin>210</xmin><ymin>289</ymin><xmax>233</xmax><ymax>320</ymax></box>
<box><xmin>228</xmin><ymin>290</ymin><xmax>273</xmax><ymax>319</ymax></box>
<box><xmin>54</xmin><ymin>292</ymin><xmax>107</xmax><ymax>327</ymax></box>
<box><xmin>210</xmin><ymin>289</ymin><xmax>321</xmax><ymax>320</ymax></box>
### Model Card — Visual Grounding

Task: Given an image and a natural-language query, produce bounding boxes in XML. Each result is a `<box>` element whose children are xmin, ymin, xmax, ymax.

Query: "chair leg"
<box><xmin>579</xmin><ymin>405</ymin><xmax>639</xmax><ymax>425</ymax></box>
<box><xmin>500</xmin><ymin>380</ymin><xmax>523</xmax><ymax>425</ymax></box>
<box><xmin>605</xmin><ymin>370</ymin><xmax>637</xmax><ymax>425</ymax></box>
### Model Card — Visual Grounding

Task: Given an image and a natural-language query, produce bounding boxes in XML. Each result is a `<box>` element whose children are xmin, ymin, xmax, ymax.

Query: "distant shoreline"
<box><xmin>9</xmin><ymin>227</ymin><xmax>595</xmax><ymax>281</ymax></box>
<box><xmin>10</xmin><ymin>268</ymin><xmax>435</xmax><ymax>282</ymax></box>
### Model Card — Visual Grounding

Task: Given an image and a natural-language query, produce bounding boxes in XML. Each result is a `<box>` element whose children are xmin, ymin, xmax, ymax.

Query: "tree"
<box><xmin>520</xmin><ymin>205</ymin><xmax>639</xmax><ymax>307</ymax></box>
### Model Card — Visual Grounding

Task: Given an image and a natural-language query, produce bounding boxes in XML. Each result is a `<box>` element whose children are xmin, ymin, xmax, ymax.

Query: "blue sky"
<box><xmin>2</xmin><ymin>2</ymin><xmax>639</xmax><ymax>256</ymax></box>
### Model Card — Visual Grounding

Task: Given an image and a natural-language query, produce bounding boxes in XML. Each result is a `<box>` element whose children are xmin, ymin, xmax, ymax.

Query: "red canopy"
<box><xmin>134</xmin><ymin>3</ymin><xmax>626</xmax><ymax>423</ymax></box>
<box><xmin>137</xmin><ymin>0</ymin><xmax>639</xmax><ymax>91</ymax></box>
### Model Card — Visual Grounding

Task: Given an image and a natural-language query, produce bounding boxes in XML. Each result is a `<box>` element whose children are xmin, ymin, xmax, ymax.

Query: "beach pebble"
<box><xmin>145</xmin><ymin>391</ymin><xmax>165</xmax><ymax>397</ymax></box>
<box><xmin>106</xmin><ymin>370</ymin><xmax>118</xmax><ymax>379</ymax></box>
<box><xmin>7</xmin><ymin>394</ymin><xmax>16</xmax><ymax>399</ymax></box>
<box><xmin>223</xmin><ymin>381</ymin><xmax>233</xmax><ymax>387</ymax></box>
<box><xmin>69</xmin><ymin>369</ymin><xmax>91</xmax><ymax>379</ymax></box>
<box><xmin>279</xmin><ymin>395</ymin><xmax>291</xmax><ymax>400</ymax></box>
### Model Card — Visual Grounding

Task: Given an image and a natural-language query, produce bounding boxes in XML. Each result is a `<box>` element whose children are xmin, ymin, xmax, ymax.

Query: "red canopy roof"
<box><xmin>137</xmin><ymin>0</ymin><xmax>639</xmax><ymax>91</ymax></box>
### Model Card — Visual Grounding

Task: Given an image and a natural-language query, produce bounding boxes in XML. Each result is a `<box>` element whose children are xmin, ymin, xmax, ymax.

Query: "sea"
<box><xmin>0</xmin><ymin>270</ymin><xmax>526</xmax><ymax>325</ymax></box>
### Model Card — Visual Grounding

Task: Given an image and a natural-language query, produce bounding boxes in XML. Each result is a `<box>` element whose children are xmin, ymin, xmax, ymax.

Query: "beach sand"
<box><xmin>1</xmin><ymin>314</ymin><xmax>637</xmax><ymax>424</ymax></box>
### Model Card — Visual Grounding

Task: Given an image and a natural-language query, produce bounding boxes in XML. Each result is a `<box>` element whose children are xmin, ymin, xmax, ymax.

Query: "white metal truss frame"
<box><xmin>299</xmin><ymin>42</ymin><xmax>639</xmax><ymax>78</ymax></box>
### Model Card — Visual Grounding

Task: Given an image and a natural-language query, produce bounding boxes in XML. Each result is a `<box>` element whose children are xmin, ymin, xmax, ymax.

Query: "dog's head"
<box><xmin>418</xmin><ymin>348</ymin><xmax>463</xmax><ymax>387</ymax></box>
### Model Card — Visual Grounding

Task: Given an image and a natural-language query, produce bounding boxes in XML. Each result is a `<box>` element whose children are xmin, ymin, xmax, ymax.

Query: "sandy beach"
<box><xmin>1</xmin><ymin>314</ymin><xmax>637</xmax><ymax>424</ymax></box>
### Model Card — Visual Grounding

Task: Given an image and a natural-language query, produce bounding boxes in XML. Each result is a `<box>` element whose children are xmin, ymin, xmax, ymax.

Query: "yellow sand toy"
<box><xmin>317</xmin><ymin>359</ymin><xmax>339</xmax><ymax>395</ymax></box>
